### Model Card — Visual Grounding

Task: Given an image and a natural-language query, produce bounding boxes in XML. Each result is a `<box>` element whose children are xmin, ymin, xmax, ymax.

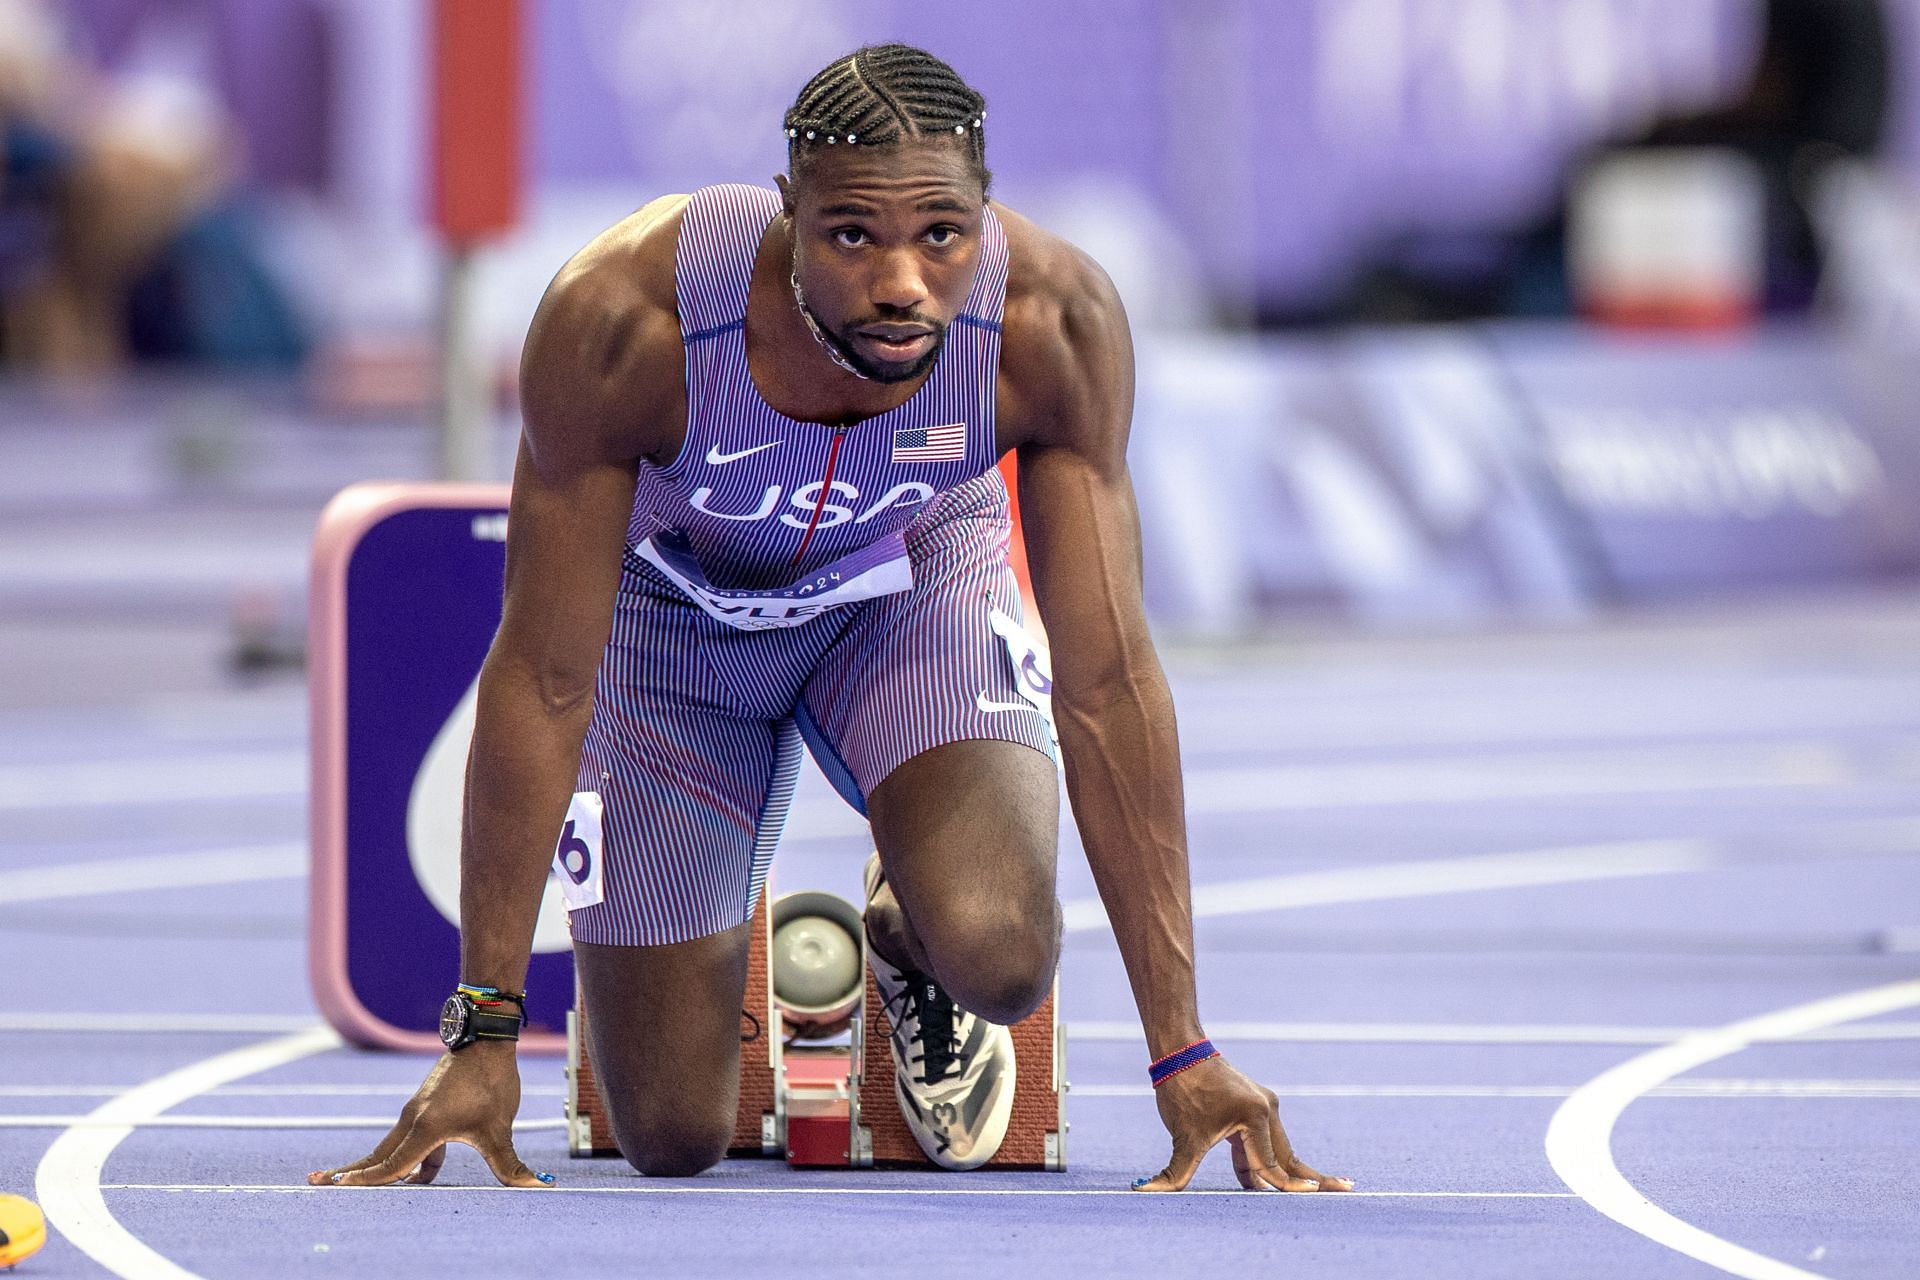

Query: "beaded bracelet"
<box><xmin>1148</xmin><ymin>1038</ymin><xmax>1220</xmax><ymax>1087</ymax></box>
<box><xmin>458</xmin><ymin>983</ymin><xmax>529</xmax><ymax>1026</ymax></box>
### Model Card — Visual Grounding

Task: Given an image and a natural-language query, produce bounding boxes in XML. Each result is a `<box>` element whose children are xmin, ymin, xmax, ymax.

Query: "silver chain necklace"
<box><xmin>789</xmin><ymin>250</ymin><xmax>873</xmax><ymax>382</ymax></box>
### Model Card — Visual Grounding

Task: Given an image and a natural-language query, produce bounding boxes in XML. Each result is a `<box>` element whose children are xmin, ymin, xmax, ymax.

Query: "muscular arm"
<box><xmin>457</xmin><ymin>197</ymin><xmax>687</xmax><ymax>993</ymax></box>
<box><xmin>1000</xmin><ymin>229</ymin><xmax>1200</xmax><ymax>1058</ymax></box>
<box><xmin>1001</xmin><ymin>213</ymin><xmax>1348</xmax><ymax>1194</ymax></box>
<box><xmin>310</xmin><ymin>197</ymin><xmax>690</xmax><ymax>1191</ymax></box>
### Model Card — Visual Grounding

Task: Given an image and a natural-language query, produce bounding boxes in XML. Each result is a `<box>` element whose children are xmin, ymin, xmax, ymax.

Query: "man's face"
<box><xmin>783</xmin><ymin>139</ymin><xmax>986</xmax><ymax>384</ymax></box>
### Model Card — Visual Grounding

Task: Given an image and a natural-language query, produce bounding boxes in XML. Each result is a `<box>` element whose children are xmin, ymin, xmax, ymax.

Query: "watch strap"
<box><xmin>467</xmin><ymin>1007</ymin><xmax>522</xmax><ymax>1042</ymax></box>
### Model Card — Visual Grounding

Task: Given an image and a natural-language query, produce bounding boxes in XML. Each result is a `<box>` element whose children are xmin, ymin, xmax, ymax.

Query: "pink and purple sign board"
<box><xmin>309</xmin><ymin>482</ymin><xmax>572</xmax><ymax>1052</ymax></box>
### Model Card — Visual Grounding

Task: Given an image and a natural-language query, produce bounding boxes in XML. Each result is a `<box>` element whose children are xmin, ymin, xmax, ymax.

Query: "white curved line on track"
<box><xmin>35</xmin><ymin>1027</ymin><xmax>339</xmax><ymax>1280</ymax></box>
<box><xmin>1545</xmin><ymin>977</ymin><xmax>1920</xmax><ymax>1280</ymax></box>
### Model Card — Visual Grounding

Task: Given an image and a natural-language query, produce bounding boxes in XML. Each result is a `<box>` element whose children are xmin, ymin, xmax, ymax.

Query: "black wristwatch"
<box><xmin>439</xmin><ymin>986</ymin><xmax>526</xmax><ymax>1051</ymax></box>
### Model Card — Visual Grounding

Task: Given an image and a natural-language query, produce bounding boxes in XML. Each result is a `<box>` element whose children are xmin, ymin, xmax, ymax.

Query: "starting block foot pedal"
<box><xmin>782</xmin><ymin>1047</ymin><xmax>853</xmax><ymax>1168</ymax></box>
<box><xmin>849</xmin><ymin>949</ymin><xmax>1066</xmax><ymax>1171</ymax></box>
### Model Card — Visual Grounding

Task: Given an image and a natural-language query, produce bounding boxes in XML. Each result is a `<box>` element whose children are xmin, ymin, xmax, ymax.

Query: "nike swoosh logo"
<box><xmin>706</xmin><ymin>441</ymin><xmax>782</xmax><ymax>465</ymax></box>
<box><xmin>974</xmin><ymin>693</ymin><xmax>1037</xmax><ymax>715</ymax></box>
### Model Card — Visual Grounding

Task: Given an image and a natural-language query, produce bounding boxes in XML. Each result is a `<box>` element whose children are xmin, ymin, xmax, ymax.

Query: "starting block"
<box><xmin>566</xmin><ymin>890</ymin><xmax>1066</xmax><ymax>1170</ymax></box>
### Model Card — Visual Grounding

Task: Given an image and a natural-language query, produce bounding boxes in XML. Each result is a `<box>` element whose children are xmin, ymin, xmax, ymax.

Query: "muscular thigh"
<box><xmin>864</xmin><ymin>737</ymin><xmax>1061</xmax><ymax>1027</ymax></box>
<box><xmin>799</xmin><ymin>494</ymin><xmax>1063</xmax><ymax>1008</ymax></box>
<box><xmin>866</xmin><ymin>736</ymin><xmax>1059</xmax><ymax>925</ymax></box>
<box><xmin>572</xmin><ymin>924</ymin><xmax>752</xmax><ymax>1175</ymax></box>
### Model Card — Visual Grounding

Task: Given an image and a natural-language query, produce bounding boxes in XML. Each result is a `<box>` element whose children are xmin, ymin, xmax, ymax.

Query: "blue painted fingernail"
<box><xmin>1131</xmin><ymin>1176</ymin><xmax>1151</xmax><ymax>1189</ymax></box>
<box><xmin>536</xmin><ymin>1171</ymin><xmax>555</xmax><ymax>1185</ymax></box>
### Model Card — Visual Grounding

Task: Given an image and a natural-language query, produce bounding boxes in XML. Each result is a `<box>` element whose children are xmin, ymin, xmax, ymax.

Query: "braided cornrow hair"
<box><xmin>783</xmin><ymin>44</ymin><xmax>990</xmax><ymax>190</ymax></box>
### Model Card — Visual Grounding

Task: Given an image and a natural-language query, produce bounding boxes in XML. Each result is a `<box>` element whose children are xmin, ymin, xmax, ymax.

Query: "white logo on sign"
<box><xmin>706</xmin><ymin>441</ymin><xmax>782</xmax><ymax>465</ymax></box>
<box><xmin>407</xmin><ymin>675</ymin><xmax>572</xmax><ymax>953</ymax></box>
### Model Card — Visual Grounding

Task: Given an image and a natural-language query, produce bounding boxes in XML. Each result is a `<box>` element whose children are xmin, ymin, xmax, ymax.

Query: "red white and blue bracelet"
<box><xmin>1148</xmin><ymin>1038</ymin><xmax>1220</xmax><ymax>1086</ymax></box>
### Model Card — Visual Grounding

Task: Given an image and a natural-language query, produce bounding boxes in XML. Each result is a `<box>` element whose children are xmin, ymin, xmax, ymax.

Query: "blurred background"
<box><xmin>4</xmin><ymin>0</ymin><xmax>1920</xmax><ymax>705</ymax></box>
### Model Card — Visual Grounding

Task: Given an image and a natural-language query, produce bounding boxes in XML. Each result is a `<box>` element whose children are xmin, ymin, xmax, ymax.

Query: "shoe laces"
<box><xmin>898</xmin><ymin>977</ymin><xmax>963</xmax><ymax>1086</ymax></box>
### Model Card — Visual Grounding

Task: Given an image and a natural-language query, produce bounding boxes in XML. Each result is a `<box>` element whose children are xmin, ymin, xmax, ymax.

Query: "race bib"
<box><xmin>552</xmin><ymin>791</ymin><xmax>606</xmax><ymax>911</ymax></box>
<box><xmin>634</xmin><ymin>529</ymin><xmax>914</xmax><ymax>630</ymax></box>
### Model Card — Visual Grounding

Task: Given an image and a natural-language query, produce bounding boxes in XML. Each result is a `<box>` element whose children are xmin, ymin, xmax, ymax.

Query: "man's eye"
<box><xmin>832</xmin><ymin>228</ymin><xmax>868</xmax><ymax>247</ymax></box>
<box><xmin>926</xmin><ymin>226</ymin><xmax>961</xmax><ymax>246</ymax></box>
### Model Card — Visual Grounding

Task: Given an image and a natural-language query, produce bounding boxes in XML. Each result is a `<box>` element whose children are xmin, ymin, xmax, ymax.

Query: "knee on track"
<box><xmin>612</xmin><ymin>1110</ymin><xmax>732</xmax><ymax>1177</ymax></box>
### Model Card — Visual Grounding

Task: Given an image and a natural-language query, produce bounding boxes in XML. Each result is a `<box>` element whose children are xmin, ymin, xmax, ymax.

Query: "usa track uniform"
<box><xmin>558</xmin><ymin>184</ymin><xmax>1055</xmax><ymax>948</ymax></box>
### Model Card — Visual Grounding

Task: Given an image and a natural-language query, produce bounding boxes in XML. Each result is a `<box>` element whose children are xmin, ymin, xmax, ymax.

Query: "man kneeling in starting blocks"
<box><xmin>309</xmin><ymin>43</ymin><xmax>1349</xmax><ymax>1194</ymax></box>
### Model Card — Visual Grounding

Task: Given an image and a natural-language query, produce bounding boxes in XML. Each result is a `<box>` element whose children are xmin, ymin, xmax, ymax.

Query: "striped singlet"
<box><xmin>557</xmin><ymin>183</ymin><xmax>1054</xmax><ymax>947</ymax></box>
<box><xmin>625</xmin><ymin>182</ymin><xmax>1009</xmax><ymax>625</ymax></box>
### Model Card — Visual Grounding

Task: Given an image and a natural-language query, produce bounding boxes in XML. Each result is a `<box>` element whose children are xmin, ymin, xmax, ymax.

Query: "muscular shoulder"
<box><xmin>519</xmin><ymin>194</ymin><xmax>689</xmax><ymax>474</ymax></box>
<box><xmin>994</xmin><ymin>204</ymin><xmax>1134</xmax><ymax>457</ymax></box>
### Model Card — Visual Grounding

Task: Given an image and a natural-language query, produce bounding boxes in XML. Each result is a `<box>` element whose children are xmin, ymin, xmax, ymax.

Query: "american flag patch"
<box><xmin>892</xmin><ymin>421</ymin><xmax>967</xmax><ymax>464</ymax></box>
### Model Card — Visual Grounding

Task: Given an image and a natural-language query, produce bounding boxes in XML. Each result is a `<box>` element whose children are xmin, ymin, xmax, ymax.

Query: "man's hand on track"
<box><xmin>1132</xmin><ymin>1056</ymin><xmax>1353</xmax><ymax>1193</ymax></box>
<box><xmin>306</xmin><ymin>1044</ymin><xmax>554</xmax><ymax>1189</ymax></box>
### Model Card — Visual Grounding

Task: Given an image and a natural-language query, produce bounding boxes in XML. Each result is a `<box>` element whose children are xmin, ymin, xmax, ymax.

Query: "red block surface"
<box><xmin>854</xmin><ymin>968</ymin><xmax>1064</xmax><ymax>1170</ymax></box>
<box><xmin>431</xmin><ymin>0</ymin><xmax>521</xmax><ymax>244</ymax></box>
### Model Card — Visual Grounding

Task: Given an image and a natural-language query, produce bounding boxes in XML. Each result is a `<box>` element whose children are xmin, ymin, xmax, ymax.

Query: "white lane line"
<box><xmin>5</xmin><ymin>737</ymin><xmax>1825</xmax><ymax>822</ymax></box>
<box><xmin>7</xmin><ymin>1115</ymin><xmax>563</xmax><ymax>1130</ymax></box>
<box><xmin>0</xmin><ymin>1084</ymin><xmax>571</xmax><ymax>1098</ymax></box>
<box><xmin>35</xmin><ymin>1027</ymin><xmax>339</xmax><ymax>1280</ymax></box>
<box><xmin>18</xmin><ymin>1014</ymin><xmax>1920</xmax><ymax>1043</ymax></box>
<box><xmin>1180</xmin><ymin>743</ymin><xmax>1850</xmax><ymax>812</ymax></box>
<box><xmin>1065</xmin><ymin>815</ymin><xmax>1920</xmax><ymax>935</ymax></box>
<box><xmin>1545</xmin><ymin>978</ymin><xmax>1920</xmax><ymax>1280</ymax></box>
<box><xmin>6</xmin><ymin>1014</ymin><xmax>322</xmax><ymax>1033</ymax></box>
<box><xmin>1063</xmin><ymin>837</ymin><xmax>1719</xmax><ymax>933</ymax></box>
<box><xmin>780</xmin><ymin>741</ymin><xmax>1864</xmax><ymax>839</ymax></box>
<box><xmin>0</xmin><ymin>752</ymin><xmax>304</xmax><ymax>811</ymax></box>
<box><xmin>0</xmin><ymin>844</ymin><xmax>305</xmax><ymax>906</ymax></box>
<box><xmin>1065</xmin><ymin>1019</ymin><xmax>1920</xmax><ymax>1044</ymax></box>
<box><xmin>98</xmin><ymin>1182</ymin><xmax>1580</xmax><ymax>1200</ymax></box>
<box><xmin>1071</xmin><ymin>1079</ymin><xmax>1920</xmax><ymax>1099</ymax></box>
<box><xmin>1180</xmin><ymin>701</ymin><xmax>1920</xmax><ymax>754</ymax></box>
<box><xmin>6</xmin><ymin>779</ymin><xmax>1903</xmax><ymax>919</ymax></box>
<box><xmin>12</xmin><ymin>1079</ymin><xmax>1915</xmax><ymax>1113</ymax></box>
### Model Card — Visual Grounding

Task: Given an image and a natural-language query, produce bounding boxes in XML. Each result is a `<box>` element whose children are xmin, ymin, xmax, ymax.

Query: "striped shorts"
<box><xmin>559</xmin><ymin>482</ymin><xmax>1057</xmax><ymax>947</ymax></box>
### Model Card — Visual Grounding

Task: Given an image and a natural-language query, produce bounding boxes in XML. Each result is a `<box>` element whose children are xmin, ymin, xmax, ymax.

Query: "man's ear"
<box><xmin>774</xmin><ymin>172</ymin><xmax>794</xmax><ymax>215</ymax></box>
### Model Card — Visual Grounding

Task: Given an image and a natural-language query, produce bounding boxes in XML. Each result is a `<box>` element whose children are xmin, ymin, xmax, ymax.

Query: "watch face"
<box><xmin>439</xmin><ymin>994</ymin><xmax>469</xmax><ymax>1048</ymax></box>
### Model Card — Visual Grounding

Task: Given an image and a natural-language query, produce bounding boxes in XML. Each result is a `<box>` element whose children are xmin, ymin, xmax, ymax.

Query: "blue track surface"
<box><xmin>5</xmin><ymin>597</ymin><xmax>1920</xmax><ymax>1277</ymax></box>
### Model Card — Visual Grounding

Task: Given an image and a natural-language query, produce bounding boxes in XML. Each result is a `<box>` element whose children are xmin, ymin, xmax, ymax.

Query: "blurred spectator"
<box><xmin>0</xmin><ymin>0</ymin><xmax>305</xmax><ymax>370</ymax></box>
<box><xmin>1340</xmin><ymin>0</ymin><xmax>1893</xmax><ymax>324</ymax></box>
